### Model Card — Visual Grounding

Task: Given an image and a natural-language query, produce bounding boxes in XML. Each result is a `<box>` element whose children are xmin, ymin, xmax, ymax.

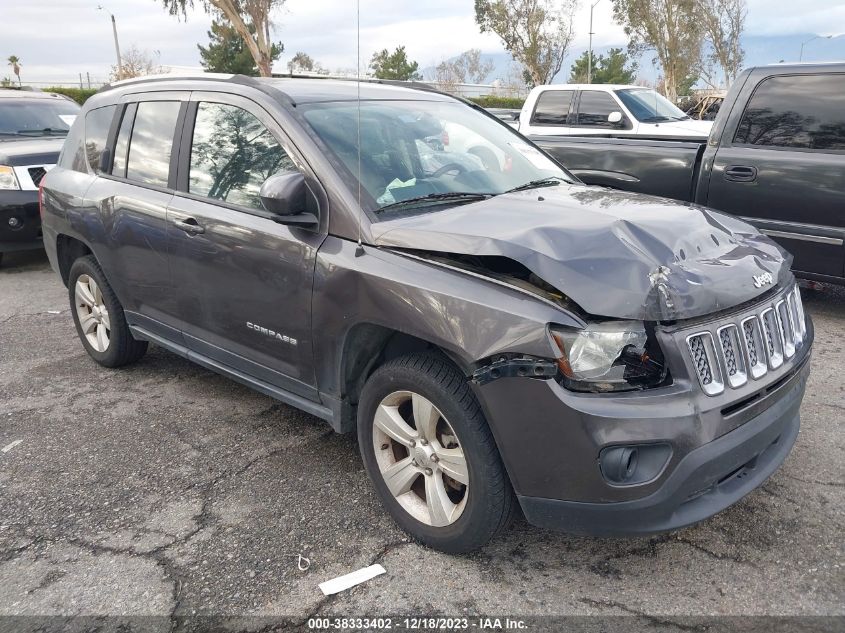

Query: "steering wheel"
<box><xmin>430</xmin><ymin>162</ymin><xmax>468</xmax><ymax>178</ymax></box>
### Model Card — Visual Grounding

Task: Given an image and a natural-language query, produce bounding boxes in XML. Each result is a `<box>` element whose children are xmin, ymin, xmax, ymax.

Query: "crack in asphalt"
<box><xmin>671</xmin><ymin>538</ymin><xmax>760</xmax><ymax>569</ymax></box>
<box><xmin>782</xmin><ymin>473</ymin><xmax>844</xmax><ymax>488</ymax></box>
<box><xmin>578</xmin><ymin>598</ymin><xmax>708</xmax><ymax>631</ymax></box>
<box><xmin>0</xmin><ymin>308</ymin><xmax>70</xmax><ymax>324</ymax></box>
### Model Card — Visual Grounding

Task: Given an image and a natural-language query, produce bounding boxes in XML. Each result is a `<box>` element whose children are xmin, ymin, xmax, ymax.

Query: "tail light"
<box><xmin>441</xmin><ymin>130</ymin><xmax>449</xmax><ymax>146</ymax></box>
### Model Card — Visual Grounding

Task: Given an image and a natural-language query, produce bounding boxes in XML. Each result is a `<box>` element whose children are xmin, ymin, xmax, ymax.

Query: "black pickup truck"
<box><xmin>531</xmin><ymin>63</ymin><xmax>845</xmax><ymax>284</ymax></box>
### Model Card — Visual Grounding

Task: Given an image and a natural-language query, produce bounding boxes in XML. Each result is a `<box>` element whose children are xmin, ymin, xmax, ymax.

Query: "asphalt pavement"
<box><xmin>0</xmin><ymin>249</ymin><xmax>842</xmax><ymax>631</ymax></box>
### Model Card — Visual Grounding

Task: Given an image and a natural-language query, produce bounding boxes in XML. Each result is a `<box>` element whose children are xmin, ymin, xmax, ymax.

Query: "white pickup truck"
<box><xmin>518</xmin><ymin>83</ymin><xmax>713</xmax><ymax>139</ymax></box>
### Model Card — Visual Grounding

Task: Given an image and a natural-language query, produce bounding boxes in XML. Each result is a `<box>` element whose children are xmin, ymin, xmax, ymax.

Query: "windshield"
<box><xmin>300</xmin><ymin>100</ymin><xmax>573</xmax><ymax>217</ymax></box>
<box><xmin>0</xmin><ymin>97</ymin><xmax>80</xmax><ymax>137</ymax></box>
<box><xmin>615</xmin><ymin>89</ymin><xmax>689</xmax><ymax>122</ymax></box>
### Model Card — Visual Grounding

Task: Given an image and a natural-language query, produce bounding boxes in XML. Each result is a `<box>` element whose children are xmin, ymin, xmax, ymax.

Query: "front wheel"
<box><xmin>358</xmin><ymin>353</ymin><xmax>516</xmax><ymax>553</ymax></box>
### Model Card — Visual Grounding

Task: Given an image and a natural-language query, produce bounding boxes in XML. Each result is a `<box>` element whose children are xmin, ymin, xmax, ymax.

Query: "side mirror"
<box><xmin>259</xmin><ymin>171</ymin><xmax>318</xmax><ymax>226</ymax></box>
<box><xmin>607</xmin><ymin>111</ymin><xmax>623</xmax><ymax>125</ymax></box>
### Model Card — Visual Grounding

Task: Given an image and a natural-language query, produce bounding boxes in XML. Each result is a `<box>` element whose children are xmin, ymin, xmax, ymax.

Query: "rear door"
<box><xmin>82</xmin><ymin>93</ymin><xmax>187</xmax><ymax>339</ymax></box>
<box><xmin>166</xmin><ymin>91</ymin><xmax>326</xmax><ymax>399</ymax></box>
<box><xmin>705</xmin><ymin>73</ymin><xmax>845</xmax><ymax>279</ymax></box>
<box><xmin>524</xmin><ymin>89</ymin><xmax>575</xmax><ymax>136</ymax></box>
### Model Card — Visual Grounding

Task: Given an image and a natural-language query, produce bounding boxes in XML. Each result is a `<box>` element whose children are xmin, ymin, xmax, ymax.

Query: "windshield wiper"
<box><xmin>16</xmin><ymin>128</ymin><xmax>68</xmax><ymax>136</ymax></box>
<box><xmin>377</xmin><ymin>191</ymin><xmax>494</xmax><ymax>213</ymax></box>
<box><xmin>505</xmin><ymin>177</ymin><xmax>565</xmax><ymax>193</ymax></box>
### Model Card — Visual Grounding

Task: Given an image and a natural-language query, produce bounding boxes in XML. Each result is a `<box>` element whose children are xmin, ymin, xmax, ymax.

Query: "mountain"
<box><xmin>422</xmin><ymin>34</ymin><xmax>845</xmax><ymax>89</ymax></box>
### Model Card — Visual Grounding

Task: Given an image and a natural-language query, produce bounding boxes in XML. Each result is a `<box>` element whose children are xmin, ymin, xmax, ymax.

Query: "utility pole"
<box><xmin>587</xmin><ymin>0</ymin><xmax>602</xmax><ymax>84</ymax></box>
<box><xmin>799</xmin><ymin>35</ymin><xmax>832</xmax><ymax>62</ymax></box>
<box><xmin>97</xmin><ymin>6</ymin><xmax>123</xmax><ymax>79</ymax></box>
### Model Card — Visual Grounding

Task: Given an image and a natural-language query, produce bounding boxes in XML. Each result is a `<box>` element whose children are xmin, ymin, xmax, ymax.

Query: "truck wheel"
<box><xmin>358</xmin><ymin>353</ymin><xmax>516</xmax><ymax>553</ymax></box>
<box><xmin>68</xmin><ymin>255</ymin><xmax>147</xmax><ymax>367</ymax></box>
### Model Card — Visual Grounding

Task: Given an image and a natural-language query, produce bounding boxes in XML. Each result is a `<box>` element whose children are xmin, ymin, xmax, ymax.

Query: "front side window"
<box><xmin>734</xmin><ymin>74</ymin><xmax>845</xmax><ymax>151</ymax></box>
<box><xmin>126</xmin><ymin>101</ymin><xmax>181</xmax><ymax>186</ymax></box>
<box><xmin>84</xmin><ymin>105</ymin><xmax>117</xmax><ymax>173</ymax></box>
<box><xmin>531</xmin><ymin>90</ymin><xmax>574</xmax><ymax>125</ymax></box>
<box><xmin>301</xmin><ymin>100</ymin><xmax>573</xmax><ymax>217</ymax></box>
<box><xmin>575</xmin><ymin>91</ymin><xmax>621</xmax><ymax>127</ymax></box>
<box><xmin>189</xmin><ymin>102</ymin><xmax>295</xmax><ymax>209</ymax></box>
<box><xmin>615</xmin><ymin>88</ymin><xmax>689</xmax><ymax>123</ymax></box>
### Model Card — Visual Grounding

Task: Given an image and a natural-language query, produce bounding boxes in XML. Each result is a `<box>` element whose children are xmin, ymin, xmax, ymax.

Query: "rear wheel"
<box><xmin>68</xmin><ymin>255</ymin><xmax>147</xmax><ymax>367</ymax></box>
<box><xmin>358</xmin><ymin>353</ymin><xmax>516</xmax><ymax>553</ymax></box>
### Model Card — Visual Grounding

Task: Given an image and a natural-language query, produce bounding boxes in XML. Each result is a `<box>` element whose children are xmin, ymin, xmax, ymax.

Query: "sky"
<box><xmin>4</xmin><ymin>0</ymin><xmax>845</xmax><ymax>86</ymax></box>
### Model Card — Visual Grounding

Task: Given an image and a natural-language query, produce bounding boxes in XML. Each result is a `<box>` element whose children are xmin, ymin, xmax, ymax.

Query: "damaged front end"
<box><xmin>374</xmin><ymin>186</ymin><xmax>794</xmax><ymax>394</ymax></box>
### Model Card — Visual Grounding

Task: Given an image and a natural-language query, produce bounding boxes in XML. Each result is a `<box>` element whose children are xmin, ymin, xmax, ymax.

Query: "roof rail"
<box><xmin>98</xmin><ymin>72</ymin><xmax>262</xmax><ymax>93</ymax></box>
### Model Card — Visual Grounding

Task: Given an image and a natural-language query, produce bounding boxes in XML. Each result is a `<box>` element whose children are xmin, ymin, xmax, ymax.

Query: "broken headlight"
<box><xmin>550</xmin><ymin>321</ymin><xmax>667</xmax><ymax>392</ymax></box>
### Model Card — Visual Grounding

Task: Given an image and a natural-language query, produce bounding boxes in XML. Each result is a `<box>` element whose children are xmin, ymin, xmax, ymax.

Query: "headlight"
<box><xmin>0</xmin><ymin>165</ymin><xmax>20</xmax><ymax>190</ymax></box>
<box><xmin>551</xmin><ymin>321</ymin><xmax>667</xmax><ymax>392</ymax></box>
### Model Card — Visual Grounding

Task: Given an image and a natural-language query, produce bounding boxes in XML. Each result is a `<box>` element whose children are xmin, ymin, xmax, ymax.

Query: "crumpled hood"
<box><xmin>372</xmin><ymin>185</ymin><xmax>792</xmax><ymax>321</ymax></box>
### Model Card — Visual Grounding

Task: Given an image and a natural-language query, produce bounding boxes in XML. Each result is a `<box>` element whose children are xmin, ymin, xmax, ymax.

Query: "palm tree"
<box><xmin>7</xmin><ymin>56</ymin><xmax>21</xmax><ymax>86</ymax></box>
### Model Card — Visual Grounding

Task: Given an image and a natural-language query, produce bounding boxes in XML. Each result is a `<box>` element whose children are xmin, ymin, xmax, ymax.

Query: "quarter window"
<box><xmin>531</xmin><ymin>90</ymin><xmax>574</xmax><ymax>125</ymax></box>
<box><xmin>734</xmin><ymin>74</ymin><xmax>845</xmax><ymax>151</ymax></box>
<box><xmin>125</xmin><ymin>101</ymin><xmax>181</xmax><ymax>186</ymax></box>
<box><xmin>576</xmin><ymin>91</ymin><xmax>620</xmax><ymax>127</ymax></box>
<box><xmin>188</xmin><ymin>102</ymin><xmax>295</xmax><ymax>209</ymax></box>
<box><xmin>84</xmin><ymin>105</ymin><xmax>117</xmax><ymax>173</ymax></box>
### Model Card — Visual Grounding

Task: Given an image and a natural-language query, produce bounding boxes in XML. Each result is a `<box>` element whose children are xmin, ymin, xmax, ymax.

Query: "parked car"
<box><xmin>0</xmin><ymin>89</ymin><xmax>80</xmax><ymax>266</ymax></box>
<box><xmin>531</xmin><ymin>63</ymin><xmax>845</xmax><ymax>285</ymax></box>
<box><xmin>518</xmin><ymin>83</ymin><xmax>713</xmax><ymax>138</ymax></box>
<box><xmin>41</xmin><ymin>75</ymin><xmax>812</xmax><ymax>553</ymax></box>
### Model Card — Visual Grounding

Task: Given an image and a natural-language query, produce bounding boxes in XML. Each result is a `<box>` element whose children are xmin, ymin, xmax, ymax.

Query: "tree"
<box><xmin>696</xmin><ymin>0</ymin><xmax>745</xmax><ymax>88</ymax></box>
<box><xmin>160</xmin><ymin>1</ymin><xmax>285</xmax><ymax>77</ymax></box>
<box><xmin>474</xmin><ymin>0</ymin><xmax>577</xmax><ymax>87</ymax></box>
<box><xmin>7</xmin><ymin>56</ymin><xmax>21</xmax><ymax>86</ymax></box>
<box><xmin>198</xmin><ymin>19</ymin><xmax>281</xmax><ymax>75</ymax></box>
<box><xmin>369</xmin><ymin>46</ymin><xmax>421</xmax><ymax>81</ymax></box>
<box><xmin>570</xmin><ymin>48</ymin><xmax>638</xmax><ymax>83</ymax></box>
<box><xmin>435</xmin><ymin>49</ymin><xmax>495</xmax><ymax>90</ymax></box>
<box><xmin>110</xmin><ymin>46</ymin><xmax>166</xmax><ymax>81</ymax></box>
<box><xmin>611</xmin><ymin>0</ymin><xmax>703</xmax><ymax>101</ymax></box>
<box><xmin>287</xmin><ymin>51</ymin><xmax>326</xmax><ymax>74</ymax></box>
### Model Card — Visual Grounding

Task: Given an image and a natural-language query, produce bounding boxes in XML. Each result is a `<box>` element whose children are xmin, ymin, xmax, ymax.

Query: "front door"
<box><xmin>166</xmin><ymin>93</ymin><xmax>325</xmax><ymax>399</ymax></box>
<box><xmin>705</xmin><ymin>73</ymin><xmax>845</xmax><ymax>279</ymax></box>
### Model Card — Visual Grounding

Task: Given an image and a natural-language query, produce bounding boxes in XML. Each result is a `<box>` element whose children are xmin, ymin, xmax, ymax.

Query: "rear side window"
<box><xmin>57</xmin><ymin>118</ymin><xmax>88</xmax><ymax>173</ymax></box>
<box><xmin>126</xmin><ymin>101</ymin><xmax>181</xmax><ymax>186</ymax></box>
<box><xmin>188</xmin><ymin>102</ymin><xmax>295</xmax><ymax>209</ymax></box>
<box><xmin>734</xmin><ymin>74</ymin><xmax>845</xmax><ymax>151</ymax></box>
<box><xmin>575</xmin><ymin>91</ymin><xmax>619</xmax><ymax>127</ymax></box>
<box><xmin>111</xmin><ymin>103</ymin><xmax>137</xmax><ymax>178</ymax></box>
<box><xmin>84</xmin><ymin>105</ymin><xmax>117</xmax><ymax>173</ymax></box>
<box><xmin>531</xmin><ymin>90</ymin><xmax>573</xmax><ymax>125</ymax></box>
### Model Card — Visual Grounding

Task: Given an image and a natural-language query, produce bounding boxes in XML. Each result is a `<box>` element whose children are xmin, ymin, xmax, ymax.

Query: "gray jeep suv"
<box><xmin>40</xmin><ymin>75</ymin><xmax>812</xmax><ymax>553</ymax></box>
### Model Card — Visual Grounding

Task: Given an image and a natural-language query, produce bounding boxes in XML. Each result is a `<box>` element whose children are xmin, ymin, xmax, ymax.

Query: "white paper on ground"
<box><xmin>318</xmin><ymin>564</ymin><xmax>386</xmax><ymax>596</ymax></box>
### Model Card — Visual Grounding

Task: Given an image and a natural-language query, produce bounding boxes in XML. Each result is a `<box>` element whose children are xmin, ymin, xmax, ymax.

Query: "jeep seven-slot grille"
<box><xmin>686</xmin><ymin>285</ymin><xmax>806</xmax><ymax>396</ymax></box>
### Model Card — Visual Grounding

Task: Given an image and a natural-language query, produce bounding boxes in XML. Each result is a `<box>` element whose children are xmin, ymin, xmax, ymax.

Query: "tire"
<box><xmin>358</xmin><ymin>352</ymin><xmax>517</xmax><ymax>553</ymax></box>
<box><xmin>68</xmin><ymin>255</ymin><xmax>147</xmax><ymax>367</ymax></box>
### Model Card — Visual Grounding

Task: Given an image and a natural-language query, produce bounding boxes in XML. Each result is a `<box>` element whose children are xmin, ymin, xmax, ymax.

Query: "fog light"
<box><xmin>8</xmin><ymin>216</ymin><xmax>22</xmax><ymax>229</ymax></box>
<box><xmin>599</xmin><ymin>443</ymin><xmax>672</xmax><ymax>486</ymax></box>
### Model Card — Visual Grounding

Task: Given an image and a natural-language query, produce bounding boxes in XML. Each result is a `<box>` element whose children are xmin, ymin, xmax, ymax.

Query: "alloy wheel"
<box><xmin>372</xmin><ymin>390</ymin><xmax>469</xmax><ymax>527</ymax></box>
<box><xmin>74</xmin><ymin>274</ymin><xmax>111</xmax><ymax>353</ymax></box>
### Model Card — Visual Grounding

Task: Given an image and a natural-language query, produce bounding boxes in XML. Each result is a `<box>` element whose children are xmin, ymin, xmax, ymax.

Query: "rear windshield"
<box><xmin>0</xmin><ymin>97</ymin><xmax>80</xmax><ymax>138</ymax></box>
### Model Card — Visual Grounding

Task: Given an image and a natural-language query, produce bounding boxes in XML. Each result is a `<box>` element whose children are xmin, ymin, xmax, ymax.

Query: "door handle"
<box><xmin>724</xmin><ymin>165</ymin><xmax>757</xmax><ymax>183</ymax></box>
<box><xmin>175</xmin><ymin>217</ymin><xmax>205</xmax><ymax>235</ymax></box>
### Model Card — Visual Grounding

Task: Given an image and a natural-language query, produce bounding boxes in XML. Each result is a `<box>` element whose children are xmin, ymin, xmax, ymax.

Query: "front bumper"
<box><xmin>518</xmin><ymin>353</ymin><xmax>808</xmax><ymax>535</ymax></box>
<box><xmin>0</xmin><ymin>190</ymin><xmax>42</xmax><ymax>252</ymax></box>
<box><xmin>472</xmin><ymin>286</ymin><xmax>813</xmax><ymax>537</ymax></box>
